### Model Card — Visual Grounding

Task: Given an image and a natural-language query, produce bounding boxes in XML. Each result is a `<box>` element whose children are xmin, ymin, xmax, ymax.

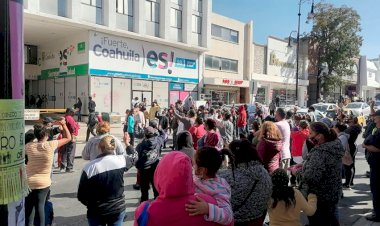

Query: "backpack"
<box><xmin>89</xmin><ymin>114</ymin><xmax>98</xmax><ymax>127</ymax></box>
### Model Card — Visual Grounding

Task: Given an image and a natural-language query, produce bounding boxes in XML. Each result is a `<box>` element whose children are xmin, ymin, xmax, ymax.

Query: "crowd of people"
<box><xmin>23</xmin><ymin>97</ymin><xmax>380</xmax><ymax>226</ymax></box>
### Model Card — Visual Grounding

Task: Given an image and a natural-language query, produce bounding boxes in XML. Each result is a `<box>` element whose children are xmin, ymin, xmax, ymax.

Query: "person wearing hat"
<box><xmin>135</xmin><ymin>126</ymin><xmax>165</xmax><ymax>202</ymax></box>
<box><xmin>363</xmin><ymin>110</ymin><xmax>380</xmax><ymax>222</ymax></box>
<box><xmin>268</xmin><ymin>169</ymin><xmax>317</xmax><ymax>226</ymax></box>
<box><xmin>61</xmin><ymin>108</ymin><xmax>80</xmax><ymax>173</ymax></box>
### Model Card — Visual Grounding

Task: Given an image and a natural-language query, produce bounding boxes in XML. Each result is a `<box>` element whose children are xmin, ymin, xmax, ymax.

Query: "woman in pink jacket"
<box><xmin>134</xmin><ymin>151</ymin><xmax>222</xmax><ymax>226</ymax></box>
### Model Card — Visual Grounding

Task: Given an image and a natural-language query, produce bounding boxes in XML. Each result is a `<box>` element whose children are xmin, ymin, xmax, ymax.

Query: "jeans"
<box><xmin>238</xmin><ymin>127</ymin><xmax>245</xmax><ymax>136</ymax></box>
<box><xmin>308</xmin><ymin>201</ymin><xmax>340</xmax><ymax>226</ymax></box>
<box><xmin>370</xmin><ymin>165</ymin><xmax>380</xmax><ymax>216</ymax></box>
<box><xmin>25</xmin><ymin>187</ymin><xmax>50</xmax><ymax>226</ymax></box>
<box><xmin>128</xmin><ymin>132</ymin><xmax>135</xmax><ymax>147</ymax></box>
<box><xmin>77</xmin><ymin>110</ymin><xmax>82</xmax><ymax>122</ymax></box>
<box><xmin>140</xmin><ymin>161</ymin><xmax>159</xmax><ymax>202</ymax></box>
<box><xmin>88</xmin><ymin>211</ymin><xmax>126</xmax><ymax>226</ymax></box>
<box><xmin>86</xmin><ymin>126</ymin><xmax>96</xmax><ymax>142</ymax></box>
<box><xmin>61</xmin><ymin>141</ymin><xmax>76</xmax><ymax>170</ymax></box>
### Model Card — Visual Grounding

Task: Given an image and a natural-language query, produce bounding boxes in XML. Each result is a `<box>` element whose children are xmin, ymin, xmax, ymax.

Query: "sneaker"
<box><xmin>366</xmin><ymin>215</ymin><xmax>380</xmax><ymax>222</ymax></box>
<box><xmin>59</xmin><ymin>168</ymin><xmax>66</xmax><ymax>173</ymax></box>
<box><xmin>342</xmin><ymin>184</ymin><xmax>351</xmax><ymax>190</ymax></box>
<box><xmin>133</xmin><ymin>184</ymin><xmax>141</xmax><ymax>190</ymax></box>
<box><xmin>66</xmin><ymin>169</ymin><xmax>75</xmax><ymax>173</ymax></box>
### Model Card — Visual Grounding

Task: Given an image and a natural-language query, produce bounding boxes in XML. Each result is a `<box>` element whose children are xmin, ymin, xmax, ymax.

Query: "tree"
<box><xmin>310</xmin><ymin>3</ymin><xmax>363</xmax><ymax>97</ymax></box>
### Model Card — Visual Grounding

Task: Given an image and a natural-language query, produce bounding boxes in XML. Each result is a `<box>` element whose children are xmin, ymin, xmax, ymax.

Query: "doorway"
<box><xmin>133</xmin><ymin>91</ymin><xmax>152</xmax><ymax>108</ymax></box>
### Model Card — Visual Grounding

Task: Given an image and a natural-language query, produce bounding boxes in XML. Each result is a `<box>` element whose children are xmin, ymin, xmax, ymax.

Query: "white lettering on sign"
<box><xmin>24</xmin><ymin>109</ymin><xmax>40</xmax><ymax>120</ymax></box>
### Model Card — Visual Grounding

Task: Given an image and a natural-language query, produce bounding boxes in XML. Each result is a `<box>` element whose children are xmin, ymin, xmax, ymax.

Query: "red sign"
<box><xmin>222</xmin><ymin>79</ymin><xmax>244</xmax><ymax>86</ymax></box>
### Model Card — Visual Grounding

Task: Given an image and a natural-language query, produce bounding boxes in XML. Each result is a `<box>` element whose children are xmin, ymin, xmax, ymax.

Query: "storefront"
<box><xmin>203</xmin><ymin>78</ymin><xmax>249</xmax><ymax>104</ymax></box>
<box><xmin>168</xmin><ymin>83</ymin><xmax>198</xmax><ymax>105</ymax></box>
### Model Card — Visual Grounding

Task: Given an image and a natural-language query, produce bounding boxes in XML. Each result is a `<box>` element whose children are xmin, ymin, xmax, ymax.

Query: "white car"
<box><xmin>311</xmin><ymin>103</ymin><xmax>339</xmax><ymax>114</ymax></box>
<box><xmin>344</xmin><ymin>102</ymin><xmax>371</xmax><ymax>117</ymax></box>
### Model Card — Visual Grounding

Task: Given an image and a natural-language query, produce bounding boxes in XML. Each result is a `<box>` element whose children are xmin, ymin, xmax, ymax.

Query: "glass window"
<box><xmin>211</xmin><ymin>24</ymin><xmax>239</xmax><ymax>43</ymax></box>
<box><xmin>170</xmin><ymin>8</ymin><xmax>182</xmax><ymax>28</ymax></box>
<box><xmin>171</xmin><ymin>0</ymin><xmax>183</xmax><ymax>5</ymax></box>
<box><xmin>205</xmin><ymin>55</ymin><xmax>238</xmax><ymax>72</ymax></box>
<box><xmin>192</xmin><ymin>0</ymin><xmax>202</xmax><ymax>12</ymax></box>
<box><xmin>116</xmin><ymin>0</ymin><xmax>133</xmax><ymax>15</ymax></box>
<box><xmin>146</xmin><ymin>0</ymin><xmax>160</xmax><ymax>23</ymax></box>
<box><xmin>82</xmin><ymin>0</ymin><xmax>102</xmax><ymax>8</ymax></box>
<box><xmin>192</xmin><ymin>15</ymin><xmax>201</xmax><ymax>34</ymax></box>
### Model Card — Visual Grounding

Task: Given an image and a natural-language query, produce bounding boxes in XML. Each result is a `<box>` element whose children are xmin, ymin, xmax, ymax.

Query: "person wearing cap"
<box><xmin>135</xmin><ymin>126</ymin><xmax>165</xmax><ymax>202</ymax></box>
<box><xmin>78</xmin><ymin>135</ymin><xmax>136</xmax><ymax>226</ymax></box>
<box><xmin>363</xmin><ymin>110</ymin><xmax>380</xmax><ymax>222</ymax></box>
<box><xmin>61</xmin><ymin>108</ymin><xmax>80</xmax><ymax>173</ymax></box>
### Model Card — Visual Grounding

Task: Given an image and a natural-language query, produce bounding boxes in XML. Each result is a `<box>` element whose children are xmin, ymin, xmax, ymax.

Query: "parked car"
<box><xmin>296</xmin><ymin>108</ymin><xmax>325</xmax><ymax>122</ymax></box>
<box><xmin>311</xmin><ymin>103</ymin><xmax>339</xmax><ymax>114</ymax></box>
<box><xmin>343</xmin><ymin>102</ymin><xmax>371</xmax><ymax>117</ymax></box>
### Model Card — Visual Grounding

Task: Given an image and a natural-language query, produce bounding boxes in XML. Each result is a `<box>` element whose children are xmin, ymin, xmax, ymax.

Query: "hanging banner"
<box><xmin>0</xmin><ymin>100</ymin><xmax>27</xmax><ymax>205</ymax></box>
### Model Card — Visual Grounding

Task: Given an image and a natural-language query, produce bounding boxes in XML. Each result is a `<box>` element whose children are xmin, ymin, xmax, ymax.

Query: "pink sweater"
<box><xmin>194</xmin><ymin>177</ymin><xmax>234</xmax><ymax>225</ymax></box>
<box><xmin>134</xmin><ymin>152</ymin><xmax>221</xmax><ymax>226</ymax></box>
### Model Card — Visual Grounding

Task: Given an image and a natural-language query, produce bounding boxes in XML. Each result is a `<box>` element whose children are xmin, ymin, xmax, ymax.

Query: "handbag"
<box><xmin>137</xmin><ymin>202</ymin><xmax>150</xmax><ymax>226</ymax></box>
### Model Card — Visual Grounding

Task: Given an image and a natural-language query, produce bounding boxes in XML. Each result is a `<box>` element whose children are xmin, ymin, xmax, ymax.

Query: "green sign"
<box><xmin>78</xmin><ymin>42</ymin><xmax>86</xmax><ymax>53</ymax></box>
<box><xmin>39</xmin><ymin>64</ymin><xmax>89</xmax><ymax>80</ymax></box>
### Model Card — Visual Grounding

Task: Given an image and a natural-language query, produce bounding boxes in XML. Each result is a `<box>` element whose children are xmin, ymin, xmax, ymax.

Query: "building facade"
<box><xmin>360</xmin><ymin>56</ymin><xmax>380</xmax><ymax>101</ymax></box>
<box><xmin>201</xmin><ymin>13</ymin><xmax>252</xmax><ymax>105</ymax></box>
<box><xmin>252</xmin><ymin>37</ymin><xmax>309</xmax><ymax>107</ymax></box>
<box><xmin>24</xmin><ymin>0</ymin><xmax>211</xmax><ymax>114</ymax></box>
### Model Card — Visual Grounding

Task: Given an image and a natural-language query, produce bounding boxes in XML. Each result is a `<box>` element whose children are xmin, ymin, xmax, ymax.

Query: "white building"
<box><xmin>359</xmin><ymin>55</ymin><xmax>380</xmax><ymax>101</ymax></box>
<box><xmin>252</xmin><ymin>36</ymin><xmax>309</xmax><ymax>107</ymax></box>
<box><xmin>24</xmin><ymin>0</ymin><xmax>211</xmax><ymax>114</ymax></box>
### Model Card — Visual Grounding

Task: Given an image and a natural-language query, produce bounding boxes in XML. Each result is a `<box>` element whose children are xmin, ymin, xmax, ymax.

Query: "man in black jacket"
<box><xmin>88</xmin><ymin>96</ymin><xmax>96</xmax><ymax>113</ymax></box>
<box><xmin>135</xmin><ymin>126</ymin><xmax>165</xmax><ymax>202</ymax></box>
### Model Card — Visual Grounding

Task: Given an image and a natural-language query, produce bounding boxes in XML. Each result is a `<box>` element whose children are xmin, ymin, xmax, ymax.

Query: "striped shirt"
<box><xmin>26</xmin><ymin>140</ymin><xmax>58</xmax><ymax>189</ymax></box>
<box><xmin>194</xmin><ymin>177</ymin><xmax>233</xmax><ymax>225</ymax></box>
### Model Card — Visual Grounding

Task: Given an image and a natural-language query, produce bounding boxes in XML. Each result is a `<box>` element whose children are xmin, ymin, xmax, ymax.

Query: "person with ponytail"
<box><xmin>185</xmin><ymin>147</ymin><xmax>233</xmax><ymax>225</ymax></box>
<box><xmin>268</xmin><ymin>169</ymin><xmax>317</xmax><ymax>226</ymax></box>
<box><xmin>301</xmin><ymin>122</ymin><xmax>344</xmax><ymax>226</ymax></box>
<box><xmin>219</xmin><ymin>140</ymin><xmax>272</xmax><ymax>226</ymax></box>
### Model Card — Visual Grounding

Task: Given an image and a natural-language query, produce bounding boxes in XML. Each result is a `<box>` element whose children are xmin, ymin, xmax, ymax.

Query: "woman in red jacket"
<box><xmin>237</xmin><ymin>105</ymin><xmax>247</xmax><ymax>135</ymax></box>
<box><xmin>189</xmin><ymin>117</ymin><xmax>206</xmax><ymax>150</ymax></box>
<box><xmin>290</xmin><ymin>120</ymin><xmax>310</xmax><ymax>164</ymax></box>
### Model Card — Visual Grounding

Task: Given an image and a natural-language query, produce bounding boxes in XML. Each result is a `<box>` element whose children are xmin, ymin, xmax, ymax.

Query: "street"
<box><xmin>42</xmin><ymin>122</ymin><xmax>379</xmax><ymax>226</ymax></box>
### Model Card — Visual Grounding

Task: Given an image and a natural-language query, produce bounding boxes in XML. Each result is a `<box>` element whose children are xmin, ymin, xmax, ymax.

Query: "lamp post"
<box><xmin>289</xmin><ymin>0</ymin><xmax>315</xmax><ymax>106</ymax></box>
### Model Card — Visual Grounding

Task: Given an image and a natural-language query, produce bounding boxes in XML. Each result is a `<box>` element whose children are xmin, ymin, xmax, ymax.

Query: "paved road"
<box><xmin>27</xmin><ymin>121</ymin><xmax>379</xmax><ymax>226</ymax></box>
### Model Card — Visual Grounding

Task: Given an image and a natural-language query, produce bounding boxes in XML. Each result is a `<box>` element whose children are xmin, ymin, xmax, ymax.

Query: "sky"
<box><xmin>212</xmin><ymin>0</ymin><xmax>380</xmax><ymax>59</ymax></box>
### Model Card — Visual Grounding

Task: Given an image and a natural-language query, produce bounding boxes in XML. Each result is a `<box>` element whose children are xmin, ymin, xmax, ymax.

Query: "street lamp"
<box><xmin>288</xmin><ymin>0</ymin><xmax>315</xmax><ymax>106</ymax></box>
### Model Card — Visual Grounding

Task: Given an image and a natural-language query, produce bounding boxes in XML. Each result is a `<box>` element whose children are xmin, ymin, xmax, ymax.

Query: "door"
<box><xmin>143</xmin><ymin>92</ymin><xmax>152</xmax><ymax>108</ymax></box>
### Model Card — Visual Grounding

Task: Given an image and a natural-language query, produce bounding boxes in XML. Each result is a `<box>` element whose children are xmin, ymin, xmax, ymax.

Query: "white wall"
<box><xmin>64</xmin><ymin>77</ymin><xmax>77</xmax><ymax>109</ymax></box>
<box><xmin>112</xmin><ymin>78</ymin><xmax>132</xmax><ymax>114</ymax></box>
<box><xmin>77</xmin><ymin>76</ymin><xmax>90</xmax><ymax>114</ymax></box>
<box><xmin>54</xmin><ymin>78</ymin><xmax>65</xmax><ymax>109</ymax></box>
<box><xmin>90</xmin><ymin>76</ymin><xmax>112</xmax><ymax>113</ymax></box>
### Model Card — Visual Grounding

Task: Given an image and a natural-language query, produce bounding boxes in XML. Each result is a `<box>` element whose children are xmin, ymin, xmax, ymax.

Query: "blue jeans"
<box><xmin>88</xmin><ymin>211</ymin><xmax>126</xmax><ymax>226</ymax></box>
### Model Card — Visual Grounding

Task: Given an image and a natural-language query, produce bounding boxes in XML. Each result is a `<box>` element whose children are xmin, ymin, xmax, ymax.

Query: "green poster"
<box><xmin>0</xmin><ymin>100</ymin><xmax>28</xmax><ymax>204</ymax></box>
<box><xmin>78</xmin><ymin>42</ymin><xmax>86</xmax><ymax>53</ymax></box>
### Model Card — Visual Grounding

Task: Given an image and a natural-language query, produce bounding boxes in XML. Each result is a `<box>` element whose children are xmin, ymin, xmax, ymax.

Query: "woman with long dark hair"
<box><xmin>219</xmin><ymin>140</ymin><xmax>272</xmax><ymax>226</ymax></box>
<box><xmin>301</xmin><ymin>122</ymin><xmax>344</xmax><ymax>226</ymax></box>
<box><xmin>268</xmin><ymin>168</ymin><xmax>317</xmax><ymax>226</ymax></box>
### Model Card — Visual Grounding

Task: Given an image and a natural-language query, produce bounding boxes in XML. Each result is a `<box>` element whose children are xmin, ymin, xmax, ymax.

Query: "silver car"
<box><xmin>344</xmin><ymin>102</ymin><xmax>371</xmax><ymax>117</ymax></box>
<box><xmin>311</xmin><ymin>103</ymin><xmax>339</xmax><ymax>114</ymax></box>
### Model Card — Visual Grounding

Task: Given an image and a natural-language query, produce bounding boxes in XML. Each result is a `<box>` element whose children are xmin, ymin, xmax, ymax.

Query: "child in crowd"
<box><xmin>268</xmin><ymin>169</ymin><xmax>317</xmax><ymax>226</ymax></box>
<box><xmin>185</xmin><ymin>147</ymin><xmax>233</xmax><ymax>225</ymax></box>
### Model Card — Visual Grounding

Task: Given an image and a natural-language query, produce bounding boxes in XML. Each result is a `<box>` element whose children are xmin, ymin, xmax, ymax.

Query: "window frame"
<box><xmin>211</xmin><ymin>24</ymin><xmax>239</xmax><ymax>44</ymax></box>
<box><xmin>146</xmin><ymin>0</ymin><xmax>160</xmax><ymax>23</ymax></box>
<box><xmin>81</xmin><ymin>0</ymin><xmax>102</xmax><ymax>8</ymax></box>
<box><xmin>205</xmin><ymin>55</ymin><xmax>238</xmax><ymax>73</ymax></box>
<box><xmin>192</xmin><ymin>14</ymin><xmax>202</xmax><ymax>34</ymax></box>
<box><xmin>116</xmin><ymin>0</ymin><xmax>133</xmax><ymax>16</ymax></box>
<box><xmin>170</xmin><ymin>7</ymin><xmax>182</xmax><ymax>29</ymax></box>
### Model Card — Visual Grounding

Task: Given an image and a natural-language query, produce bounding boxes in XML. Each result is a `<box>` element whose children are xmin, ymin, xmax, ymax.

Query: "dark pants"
<box><xmin>344</xmin><ymin>163</ymin><xmax>355</xmax><ymax>186</ymax></box>
<box><xmin>86</xmin><ymin>126</ymin><xmax>96</xmax><ymax>142</ymax></box>
<box><xmin>88</xmin><ymin>211</ymin><xmax>126</xmax><ymax>226</ymax></box>
<box><xmin>370</xmin><ymin>165</ymin><xmax>380</xmax><ymax>216</ymax></box>
<box><xmin>140</xmin><ymin>161</ymin><xmax>159</xmax><ymax>202</ymax></box>
<box><xmin>25</xmin><ymin>187</ymin><xmax>50</xmax><ymax>226</ymax></box>
<box><xmin>77</xmin><ymin>110</ymin><xmax>82</xmax><ymax>122</ymax></box>
<box><xmin>128</xmin><ymin>132</ymin><xmax>135</xmax><ymax>147</ymax></box>
<box><xmin>270</xmin><ymin>110</ymin><xmax>275</xmax><ymax>116</ymax></box>
<box><xmin>172</xmin><ymin>129</ymin><xmax>178</xmax><ymax>150</ymax></box>
<box><xmin>61</xmin><ymin>141</ymin><xmax>76</xmax><ymax>170</ymax></box>
<box><xmin>308</xmin><ymin>201</ymin><xmax>339</xmax><ymax>226</ymax></box>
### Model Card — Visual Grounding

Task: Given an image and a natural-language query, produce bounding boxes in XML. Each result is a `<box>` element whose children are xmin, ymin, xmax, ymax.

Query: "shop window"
<box><xmin>24</xmin><ymin>45</ymin><xmax>38</xmax><ymax>65</ymax></box>
<box><xmin>170</xmin><ymin>8</ymin><xmax>182</xmax><ymax>28</ymax></box>
<box><xmin>211</xmin><ymin>24</ymin><xmax>239</xmax><ymax>43</ymax></box>
<box><xmin>116</xmin><ymin>0</ymin><xmax>133</xmax><ymax>16</ymax></box>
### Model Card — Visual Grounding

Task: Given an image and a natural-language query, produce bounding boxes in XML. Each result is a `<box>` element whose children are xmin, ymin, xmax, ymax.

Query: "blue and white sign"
<box><xmin>89</xmin><ymin>32</ymin><xmax>199</xmax><ymax>83</ymax></box>
<box><xmin>169</xmin><ymin>83</ymin><xmax>184</xmax><ymax>91</ymax></box>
